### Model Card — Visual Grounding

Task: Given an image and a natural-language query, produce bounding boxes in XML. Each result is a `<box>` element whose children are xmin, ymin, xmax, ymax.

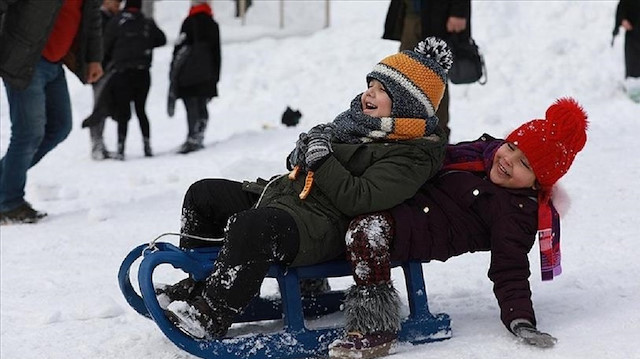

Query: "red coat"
<box><xmin>390</xmin><ymin>167</ymin><xmax>539</xmax><ymax>329</ymax></box>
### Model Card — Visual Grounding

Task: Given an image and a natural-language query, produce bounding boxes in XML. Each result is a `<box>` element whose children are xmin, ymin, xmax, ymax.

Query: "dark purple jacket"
<box><xmin>390</xmin><ymin>140</ymin><xmax>539</xmax><ymax>329</ymax></box>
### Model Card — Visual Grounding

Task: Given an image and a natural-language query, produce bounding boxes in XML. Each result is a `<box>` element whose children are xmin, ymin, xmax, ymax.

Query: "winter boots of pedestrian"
<box><xmin>113</xmin><ymin>137</ymin><xmax>152</xmax><ymax>161</ymax></box>
<box><xmin>624</xmin><ymin>77</ymin><xmax>640</xmax><ymax>103</ymax></box>
<box><xmin>0</xmin><ymin>202</ymin><xmax>48</xmax><ymax>225</ymax></box>
<box><xmin>329</xmin><ymin>282</ymin><xmax>401</xmax><ymax>359</ymax></box>
<box><xmin>178</xmin><ymin>118</ymin><xmax>207</xmax><ymax>154</ymax></box>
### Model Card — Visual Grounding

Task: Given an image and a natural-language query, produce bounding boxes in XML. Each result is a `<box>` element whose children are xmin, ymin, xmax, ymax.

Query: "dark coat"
<box><xmin>258</xmin><ymin>127</ymin><xmax>447</xmax><ymax>267</ymax></box>
<box><xmin>383</xmin><ymin>0</ymin><xmax>471</xmax><ymax>42</ymax></box>
<box><xmin>0</xmin><ymin>0</ymin><xmax>103</xmax><ymax>90</ymax></box>
<box><xmin>614</xmin><ymin>0</ymin><xmax>640</xmax><ymax>77</ymax></box>
<box><xmin>172</xmin><ymin>12</ymin><xmax>221</xmax><ymax>99</ymax></box>
<box><xmin>390</xmin><ymin>136</ymin><xmax>539</xmax><ymax>330</ymax></box>
<box><xmin>103</xmin><ymin>9</ymin><xmax>166</xmax><ymax>72</ymax></box>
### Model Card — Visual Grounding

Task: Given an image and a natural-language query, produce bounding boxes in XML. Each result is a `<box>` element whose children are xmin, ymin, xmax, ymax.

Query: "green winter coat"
<box><xmin>257</xmin><ymin>127</ymin><xmax>447</xmax><ymax>267</ymax></box>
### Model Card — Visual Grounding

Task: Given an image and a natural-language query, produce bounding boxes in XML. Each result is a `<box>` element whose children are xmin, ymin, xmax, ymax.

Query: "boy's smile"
<box><xmin>362</xmin><ymin>79</ymin><xmax>392</xmax><ymax>117</ymax></box>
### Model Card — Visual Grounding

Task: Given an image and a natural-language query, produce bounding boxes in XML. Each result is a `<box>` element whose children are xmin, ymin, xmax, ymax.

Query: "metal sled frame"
<box><xmin>118</xmin><ymin>242</ymin><xmax>451</xmax><ymax>359</ymax></box>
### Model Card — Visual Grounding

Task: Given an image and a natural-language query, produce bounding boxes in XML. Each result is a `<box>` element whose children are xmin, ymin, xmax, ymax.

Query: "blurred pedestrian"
<box><xmin>168</xmin><ymin>0</ymin><xmax>221</xmax><ymax>154</ymax></box>
<box><xmin>103</xmin><ymin>0</ymin><xmax>166</xmax><ymax>160</ymax></box>
<box><xmin>0</xmin><ymin>0</ymin><xmax>103</xmax><ymax>224</ymax></box>
<box><xmin>613</xmin><ymin>0</ymin><xmax>640</xmax><ymax>102</ymax></box>
<box><xmin>86</xmin><ymin>0</ymin><xmax>123</xmax><ymax>160</ymax></box>
<box><xmin>383</xmin><ymin>0</ymin><xmax>471</xmax><ymax>141</ymax></box>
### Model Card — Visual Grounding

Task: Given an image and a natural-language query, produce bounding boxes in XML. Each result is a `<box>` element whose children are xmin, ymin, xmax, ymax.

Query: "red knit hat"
<box><xmin>506</xmin><ymin>97</ymin><xmax>588</xmax><ymax>281</ymax></box>
<box><xmin>506</xmin><ymin>97</ymin><xmax>588</xmax><ymax>191</ymax></box>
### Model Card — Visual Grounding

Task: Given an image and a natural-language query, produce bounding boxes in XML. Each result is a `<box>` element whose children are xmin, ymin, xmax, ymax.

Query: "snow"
<box><xmin>1</xmin><ymin>1</ymin><xmax>639</xmax><ymax>358</ymax></box>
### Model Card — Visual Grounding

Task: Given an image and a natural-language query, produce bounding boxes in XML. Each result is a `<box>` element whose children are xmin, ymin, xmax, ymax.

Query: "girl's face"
<box><xmin>361</xmin><ymin>79</ymin><xmax>392</xmax><ymax>117</ymax></box>
<box><xmin>489</xmin><ymin>142</ymin><xmax>537</xmax><ymax>189</ymax></box>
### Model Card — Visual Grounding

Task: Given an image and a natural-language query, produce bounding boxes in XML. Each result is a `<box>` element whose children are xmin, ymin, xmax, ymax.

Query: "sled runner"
<box><xmin>118</xmin><ymin>240</ymin><xmax>452</xmax><ymax>359</ymax></box>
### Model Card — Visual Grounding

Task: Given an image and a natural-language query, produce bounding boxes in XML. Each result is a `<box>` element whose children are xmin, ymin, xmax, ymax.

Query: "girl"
<box><xmin>329</xmin><ymin>98</ymin><xmax>589</xmax><ymax>358</ymax></box>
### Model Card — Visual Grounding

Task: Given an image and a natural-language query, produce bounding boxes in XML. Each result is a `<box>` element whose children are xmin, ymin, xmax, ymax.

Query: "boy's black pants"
<box><xmin>180</xmin><ymin>178</ymin><xmax>300</xmax><ymax>314</ymax></box>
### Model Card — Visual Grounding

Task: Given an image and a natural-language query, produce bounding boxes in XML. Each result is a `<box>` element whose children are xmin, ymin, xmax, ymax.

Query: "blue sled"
<box><xmin>118</xmin><ymin>242</ymin><xmax>452</xmax><ymax>358</ymax></box>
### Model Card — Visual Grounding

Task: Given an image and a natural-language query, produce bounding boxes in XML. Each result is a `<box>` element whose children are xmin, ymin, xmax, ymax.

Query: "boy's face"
<box><xmin>361</xmin><ymin>79</ymin><xmax>392</xmax><ymax>117</ymax></box>
<box><xmin>489</xmin><ymin>143</ymin><xmax>537</xmax><ymax>189</ymax></box>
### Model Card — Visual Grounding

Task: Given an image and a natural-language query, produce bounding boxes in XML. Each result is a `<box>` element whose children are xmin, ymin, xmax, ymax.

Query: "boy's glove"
<box><xmin>510</xmin><ymin>319</ymin><xmax>557</xmax><ymax>348</ymax></box>
<box><xmin>287</xmin><ymin>132</ymin><xmax>308</xmax><ymax>171</ymax></box>
<box><xmin>304</xmin><ymin>124</ymin><xmax>334</xmax><ymax>171</ymax></box>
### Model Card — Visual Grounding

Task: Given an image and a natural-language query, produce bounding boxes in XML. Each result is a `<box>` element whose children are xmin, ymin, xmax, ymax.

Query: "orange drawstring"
<box><xmin>288</xmin><ymin>165</ymin><xmax>314</xmax><ymax>200</ymax></box>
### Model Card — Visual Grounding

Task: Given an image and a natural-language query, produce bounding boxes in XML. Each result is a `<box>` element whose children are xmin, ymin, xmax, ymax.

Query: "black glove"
<box><xmin>287</xmin><ymin>132</ymin><xmax>308</xmax><ymax>171</ymax></box>
<box><xmin>510</xmin><ymin>319</ymin><xmax>557</xmax><ymax>348</ymax></box>
<box><xmin>304</xmin><ymin>124</ymin><xmax>334</xmax><ymax>171</ymax></box>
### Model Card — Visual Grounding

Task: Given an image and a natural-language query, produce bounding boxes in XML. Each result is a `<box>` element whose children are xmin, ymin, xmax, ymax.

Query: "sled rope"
<box><xmin>289</xmin><ymin>165</ymin><xmax>314</xmax><ymax>200</ymax></box>
<box><xmin>147</xmin><ymin>232</ymin><xmax>224</xmax><ymax>251</ymax></box>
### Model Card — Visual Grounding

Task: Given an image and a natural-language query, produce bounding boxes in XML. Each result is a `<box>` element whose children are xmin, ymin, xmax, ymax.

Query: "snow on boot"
<box><xmin>165</xmin><ymin>296</ymin><xmax>235</xmax><ymax>340</ymax></box>
<box><xmin>155</xmin><ymin>277</ymin><xmax>204</xmax><ymax>309</ymax></box>
<box><xmin>329</xmin><ymin>283</ymin><xmax>401</xmax><ymax>359</ymax></box>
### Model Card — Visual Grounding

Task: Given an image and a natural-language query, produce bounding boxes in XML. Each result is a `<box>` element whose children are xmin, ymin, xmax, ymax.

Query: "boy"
<box><xmin>163</xmin><ymin>37</ymin><xmax>454</xmax><ymax>340</ymax></box>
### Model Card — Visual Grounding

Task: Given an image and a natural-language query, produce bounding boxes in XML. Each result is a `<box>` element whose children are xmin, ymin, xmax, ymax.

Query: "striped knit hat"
<box><xmin>366</xmin><ymin>37</ymin><xmax>453</xmax><ymax>121</ymax></box>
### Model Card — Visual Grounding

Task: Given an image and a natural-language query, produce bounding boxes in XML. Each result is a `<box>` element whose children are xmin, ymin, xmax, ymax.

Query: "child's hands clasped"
<box><xmin>510</xmin><ymin>319</ymin><xmax>557</xmax><ymax>348</ymax></box>
<box><xmin>287</xmin><ymin>132</ymin><xmax>309</xmax><ymax>171</ymax></box>
<box><xmin>304</xmin><ymin>124</ymin><xmax>334</xmax><ymax>171</ymax></box>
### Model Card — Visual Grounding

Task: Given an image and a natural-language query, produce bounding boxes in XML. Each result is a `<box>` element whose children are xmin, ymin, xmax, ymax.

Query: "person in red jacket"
<box><xmin>329</xmin><ymin>98</ymin><xmax>589</xmax><ymax>359</ymax></box>
<box><xmin>0</xmin><ymin>0</ymin><xmax>103</xmax><ymax>224</ymax></box>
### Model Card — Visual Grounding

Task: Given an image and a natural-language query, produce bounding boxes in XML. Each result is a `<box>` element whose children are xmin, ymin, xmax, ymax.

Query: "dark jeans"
<box><xmin>625</xmin><ymin>29</ymin><xmax>640</xmax><ymax>78</ymax></box>
<box><xmin>1</xmin><ymin>58</ymin><xmax>71</xmax><ymax>211</ymax></box>
<box><xmin>111</xmin><ymin>69</ymin><xmax>151</xmax><ymax>143</ymax></box>
<box><xmin>182</xmin><ymin>96</ymin><xmax>209</xmax><ymax>142</ymax></box>
<box><xmin>180</xmin><ymin>179</ymin><xmax>300</xmax><ymax>313</ymax></box>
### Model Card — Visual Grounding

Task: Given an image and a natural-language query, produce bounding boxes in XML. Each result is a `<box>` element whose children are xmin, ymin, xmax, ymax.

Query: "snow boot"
<box><xmin>165</xmin><ymin>296</ymin><xmax>236</xmax><ymax>340</ymax></box>
<box><xmin>115</xmin><ymin>141</ymin><xmax>125</xmax><ymax>161</ymax></box>
<box><xmin>0</xmin><ymin>202</ymin><xmax>47</xmax><ymax>225</ymax></box>
<box><xmin>329</xmin><ymin>282</ymin><xmax>401</xmax><ymax>359</ymax></box>
<box><xmin>624</xmin><ymin>77</ymin><xmax>640</xmax><ymax>103</ymax></box>
<box><xmin>143</xmin><ymin>137</ymin><xmax>153</xmax><ymax>157</ymax></box>
<box><xmin>155</xmin><ymin>277</ymin><xmax>204</xmax><ymax>309</ymax></box>
<box><xmin>90</xmin><ymin>138</ymin><xmax>111</xmax><ymax>161</ymax></box>
<box><xmin>300</xmin><ymin>278</ymin><xmax>331</xmax><ymax>296</ymax></box>
<box><xmin>177</xmin><ymin>137</ymin><xmax>204</xmax><ymax>154</ymax></box>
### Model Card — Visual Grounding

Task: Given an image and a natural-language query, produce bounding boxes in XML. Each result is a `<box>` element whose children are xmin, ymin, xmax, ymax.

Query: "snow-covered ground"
<box><xmin>1</xmin><ymin>1</ymin><xmax>639</xmax><ymax>358</ymax></box>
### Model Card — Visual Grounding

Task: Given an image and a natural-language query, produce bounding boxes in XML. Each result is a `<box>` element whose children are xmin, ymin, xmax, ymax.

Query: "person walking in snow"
<box><xmin>168</xmin><ymin>0</ymin><xmax>221</xmax><ymax>154</ymax></box>
<box><xmin>328</xmin><ymin>98</ymin><xmax>588</xmax><ymax>358</ymax></box>
<box><xmin>84</xmin><ymin>0</ymin><xmax>123</xmax><ymax>161</ymax></box>
<box><xmin>0</xmin><ymin>0</ymin><xmax>104</xmax><ymax>224</ymax></box>
<box><xmin>161</xmin><ymin>37</ymin><xmax>453</xmax><ymax>340</ymax></box>
<box><xmin>613</xmin><ymin>0</ymin><xmax>640</xmax><ymax>102</ymax></box>
<box><xmin>103</xmin><ymin>0</ymin><xmax>166</xmax><ymax>160</ymax></box>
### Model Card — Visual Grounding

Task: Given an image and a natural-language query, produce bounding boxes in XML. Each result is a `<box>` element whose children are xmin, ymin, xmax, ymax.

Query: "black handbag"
<box><xmin>447</xmin><ymin>34</ymin><xmax>487</xmax><ymax>85</ymax></box>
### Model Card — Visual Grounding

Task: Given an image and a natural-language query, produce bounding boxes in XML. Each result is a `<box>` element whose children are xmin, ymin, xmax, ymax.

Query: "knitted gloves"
<box><xmin>287</xmin><ymin>132</ymin><xmax>308</xmax><ymax>171</ymax></box>
<box><xmin>510</xmin><ymin>319</ymin><xmax>557</xmax><ymax>348</ymax></box>
<box><xmin>304</xmin><ymin>124</ymin><xmax>334</xmax><ymax>171</ymax></box>
<box><xmin>287</xmin><ymin>123</ymin><xmax>334</xmax><ymax>172</ymax></box>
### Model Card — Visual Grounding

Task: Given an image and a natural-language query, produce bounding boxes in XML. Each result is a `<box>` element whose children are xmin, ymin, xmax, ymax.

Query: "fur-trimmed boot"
<box><xmin>329</xmin><ymin>282</ymin><xmax>401</xmax><ymax>359</ymax></box>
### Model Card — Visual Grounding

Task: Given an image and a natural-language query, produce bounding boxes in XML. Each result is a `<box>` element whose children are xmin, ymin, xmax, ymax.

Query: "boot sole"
<box><xmin>328</xmin><ymin>340</ymin><xmax>395</xmax><ymax>359</ymax></box>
